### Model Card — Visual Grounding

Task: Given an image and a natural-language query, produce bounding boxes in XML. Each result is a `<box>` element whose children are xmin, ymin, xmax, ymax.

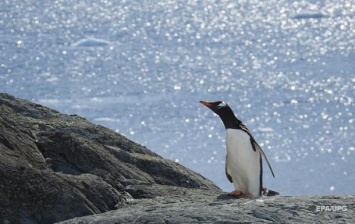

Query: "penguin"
<box><xmin>200</xmin><ymin>100</ymin><xmax>279</xmax><ymax>198</ymax></box>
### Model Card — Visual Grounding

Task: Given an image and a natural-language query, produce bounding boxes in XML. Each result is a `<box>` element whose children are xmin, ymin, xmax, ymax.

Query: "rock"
<box><xmin>0</xmin><ymin>93</ymin><xmax>219</xmax><ymax>224</ymax></box>
<box><xmin>58</xmin><ymin>194</ymin><xmax>355</xmax><ymax>224</ymax></box>
<box><xmin>1</xmin><ymin>93</ymin><xmax>355</xmax><ymax>224</ymax></box>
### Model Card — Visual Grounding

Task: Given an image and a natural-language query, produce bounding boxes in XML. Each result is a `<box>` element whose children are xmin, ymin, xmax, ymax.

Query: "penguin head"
<box><xmin>200</xmin><ymin>100</ymin><xmax>233</xmax><ymax>116</ymax></box>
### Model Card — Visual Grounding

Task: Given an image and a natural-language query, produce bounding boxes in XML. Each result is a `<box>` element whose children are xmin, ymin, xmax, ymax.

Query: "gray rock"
<box><xmin>1</xmin><ymin>93</ymin><xmax>354</xmax><ymax>224</ymax></box>
<box><xmin>0</xmin><ymin>93</ymin><xmax>219</xmax><ymax>224</ymax></box>
<box><xmin>58</xmin><ymin>194</ymin><xmax>355</xmax><ymax>224</ymax></box>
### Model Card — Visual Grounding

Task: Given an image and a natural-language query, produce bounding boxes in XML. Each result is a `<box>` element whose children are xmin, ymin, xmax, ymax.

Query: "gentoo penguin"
<box><xmin>200</xmin><ymin>100</ymin><xmax>279</xmax><ymax>198</ymax></box>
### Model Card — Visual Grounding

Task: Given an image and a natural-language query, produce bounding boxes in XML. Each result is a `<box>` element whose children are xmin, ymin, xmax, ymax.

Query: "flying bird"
<box><xmin>200</xmin><ymin>100</ymin><xmax>279</xmax><ymax>198</ymax></box>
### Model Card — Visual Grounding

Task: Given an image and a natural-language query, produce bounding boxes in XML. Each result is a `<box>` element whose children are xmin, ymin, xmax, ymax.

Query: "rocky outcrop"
<box><xmin>0</xmin><ymin>93</ymin><xmax>219</xmax><ymax>224</ymax></box>
<box><xmin>1</xmin><ymin>93</ymin><xmax>354</xmax><ymax>224</ymax></box>
<box><xmin>59</xmin><ymin>193</ymin><xmax>355</xmax><ymax>224</ymax></box>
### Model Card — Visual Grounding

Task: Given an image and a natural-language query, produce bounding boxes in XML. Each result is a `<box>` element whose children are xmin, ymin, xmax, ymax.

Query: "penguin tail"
<box><xmin>261</xmin><ymin>188</ymin><xmax>280</xmax><ymax>196</ymax></box>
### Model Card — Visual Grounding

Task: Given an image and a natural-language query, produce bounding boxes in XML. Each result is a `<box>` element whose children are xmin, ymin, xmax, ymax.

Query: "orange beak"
<box><xmin>200</xmin><ymin>101</ymin><xmax>212</xmax><ymax>107</ymax></box>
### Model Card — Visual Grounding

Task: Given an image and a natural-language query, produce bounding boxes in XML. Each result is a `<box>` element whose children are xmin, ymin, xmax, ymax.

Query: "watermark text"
<box><xmin>315</xmin><ymin>205</ymin><xmax>347</xmax><ymax>212</ymax></box>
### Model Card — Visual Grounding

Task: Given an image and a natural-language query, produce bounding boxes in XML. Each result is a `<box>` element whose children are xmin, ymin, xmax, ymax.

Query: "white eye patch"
<box><xmin>217</xmin><ymin>102</ymin><xmax>226</xmax><ymax>108</ymax></box>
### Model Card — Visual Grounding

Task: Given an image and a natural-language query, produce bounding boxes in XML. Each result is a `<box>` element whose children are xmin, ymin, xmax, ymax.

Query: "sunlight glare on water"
<box><xmin>1</xmin><ymin>0</ymin><xmax>354</xmax><ymax>195</ymax></box>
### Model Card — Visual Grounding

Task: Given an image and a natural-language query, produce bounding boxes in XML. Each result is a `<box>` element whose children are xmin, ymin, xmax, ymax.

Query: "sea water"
<box><xmin>1</xmin><ymin>0</ymin><xmax>354</xmax><ymax>196</ymax></box>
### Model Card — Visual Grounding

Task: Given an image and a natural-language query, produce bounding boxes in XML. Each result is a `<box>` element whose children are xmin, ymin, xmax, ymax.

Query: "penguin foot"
<box><xmin>229</xmin><ymin>190</ymin><xmax>253</xmax><ymax>198</ymax></box>
<box><xmin>229</xmin><ymin>190</ymin><xmax>242</xmax><ymax>197</ymax></box>
<box><xmin>240</xmin><ymin>193</ymin><xmax>253</xmax><ymax>199</ymax></box>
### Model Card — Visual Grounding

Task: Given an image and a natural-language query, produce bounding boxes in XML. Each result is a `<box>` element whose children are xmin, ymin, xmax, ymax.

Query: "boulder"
<box><xmin>0</xmin><ymin>93</ymin><xmax>219</xmax><ymax>224</ymax></box>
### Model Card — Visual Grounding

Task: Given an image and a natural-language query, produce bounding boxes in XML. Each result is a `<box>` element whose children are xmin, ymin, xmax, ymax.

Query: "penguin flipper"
<box><xmin>253</xmin><ymin>141</ymin><xmax>275</xmax><ymax>178</ymax></box>
<box><xmin>225</xmin><ymin>154</ymin><xmax>233</xmax><ymax>183</ymax></box>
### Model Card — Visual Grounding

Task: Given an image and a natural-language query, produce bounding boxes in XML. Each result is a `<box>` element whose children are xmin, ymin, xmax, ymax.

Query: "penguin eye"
<box><xmin>217</xmin><ymin>102</ymin><xmax>226</xmax><ymax>109</ymax></box>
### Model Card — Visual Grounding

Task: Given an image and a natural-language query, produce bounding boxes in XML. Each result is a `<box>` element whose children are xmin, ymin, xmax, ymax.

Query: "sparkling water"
<box><xmin>1</xmin><ymin>0</ymin><xmax>354</xmax><ymax>196</ymax></box>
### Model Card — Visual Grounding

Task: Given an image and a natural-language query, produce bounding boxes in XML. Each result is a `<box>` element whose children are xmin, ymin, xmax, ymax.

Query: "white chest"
<box><xmin>225</xmin><ymin>129</ymin><xmax>261</xmax><ymax>195</ymax></box>
<box><xmin>226</xmin><ymin>129</ymin><xmax>256</xmax><ymax>164</ymax></box>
